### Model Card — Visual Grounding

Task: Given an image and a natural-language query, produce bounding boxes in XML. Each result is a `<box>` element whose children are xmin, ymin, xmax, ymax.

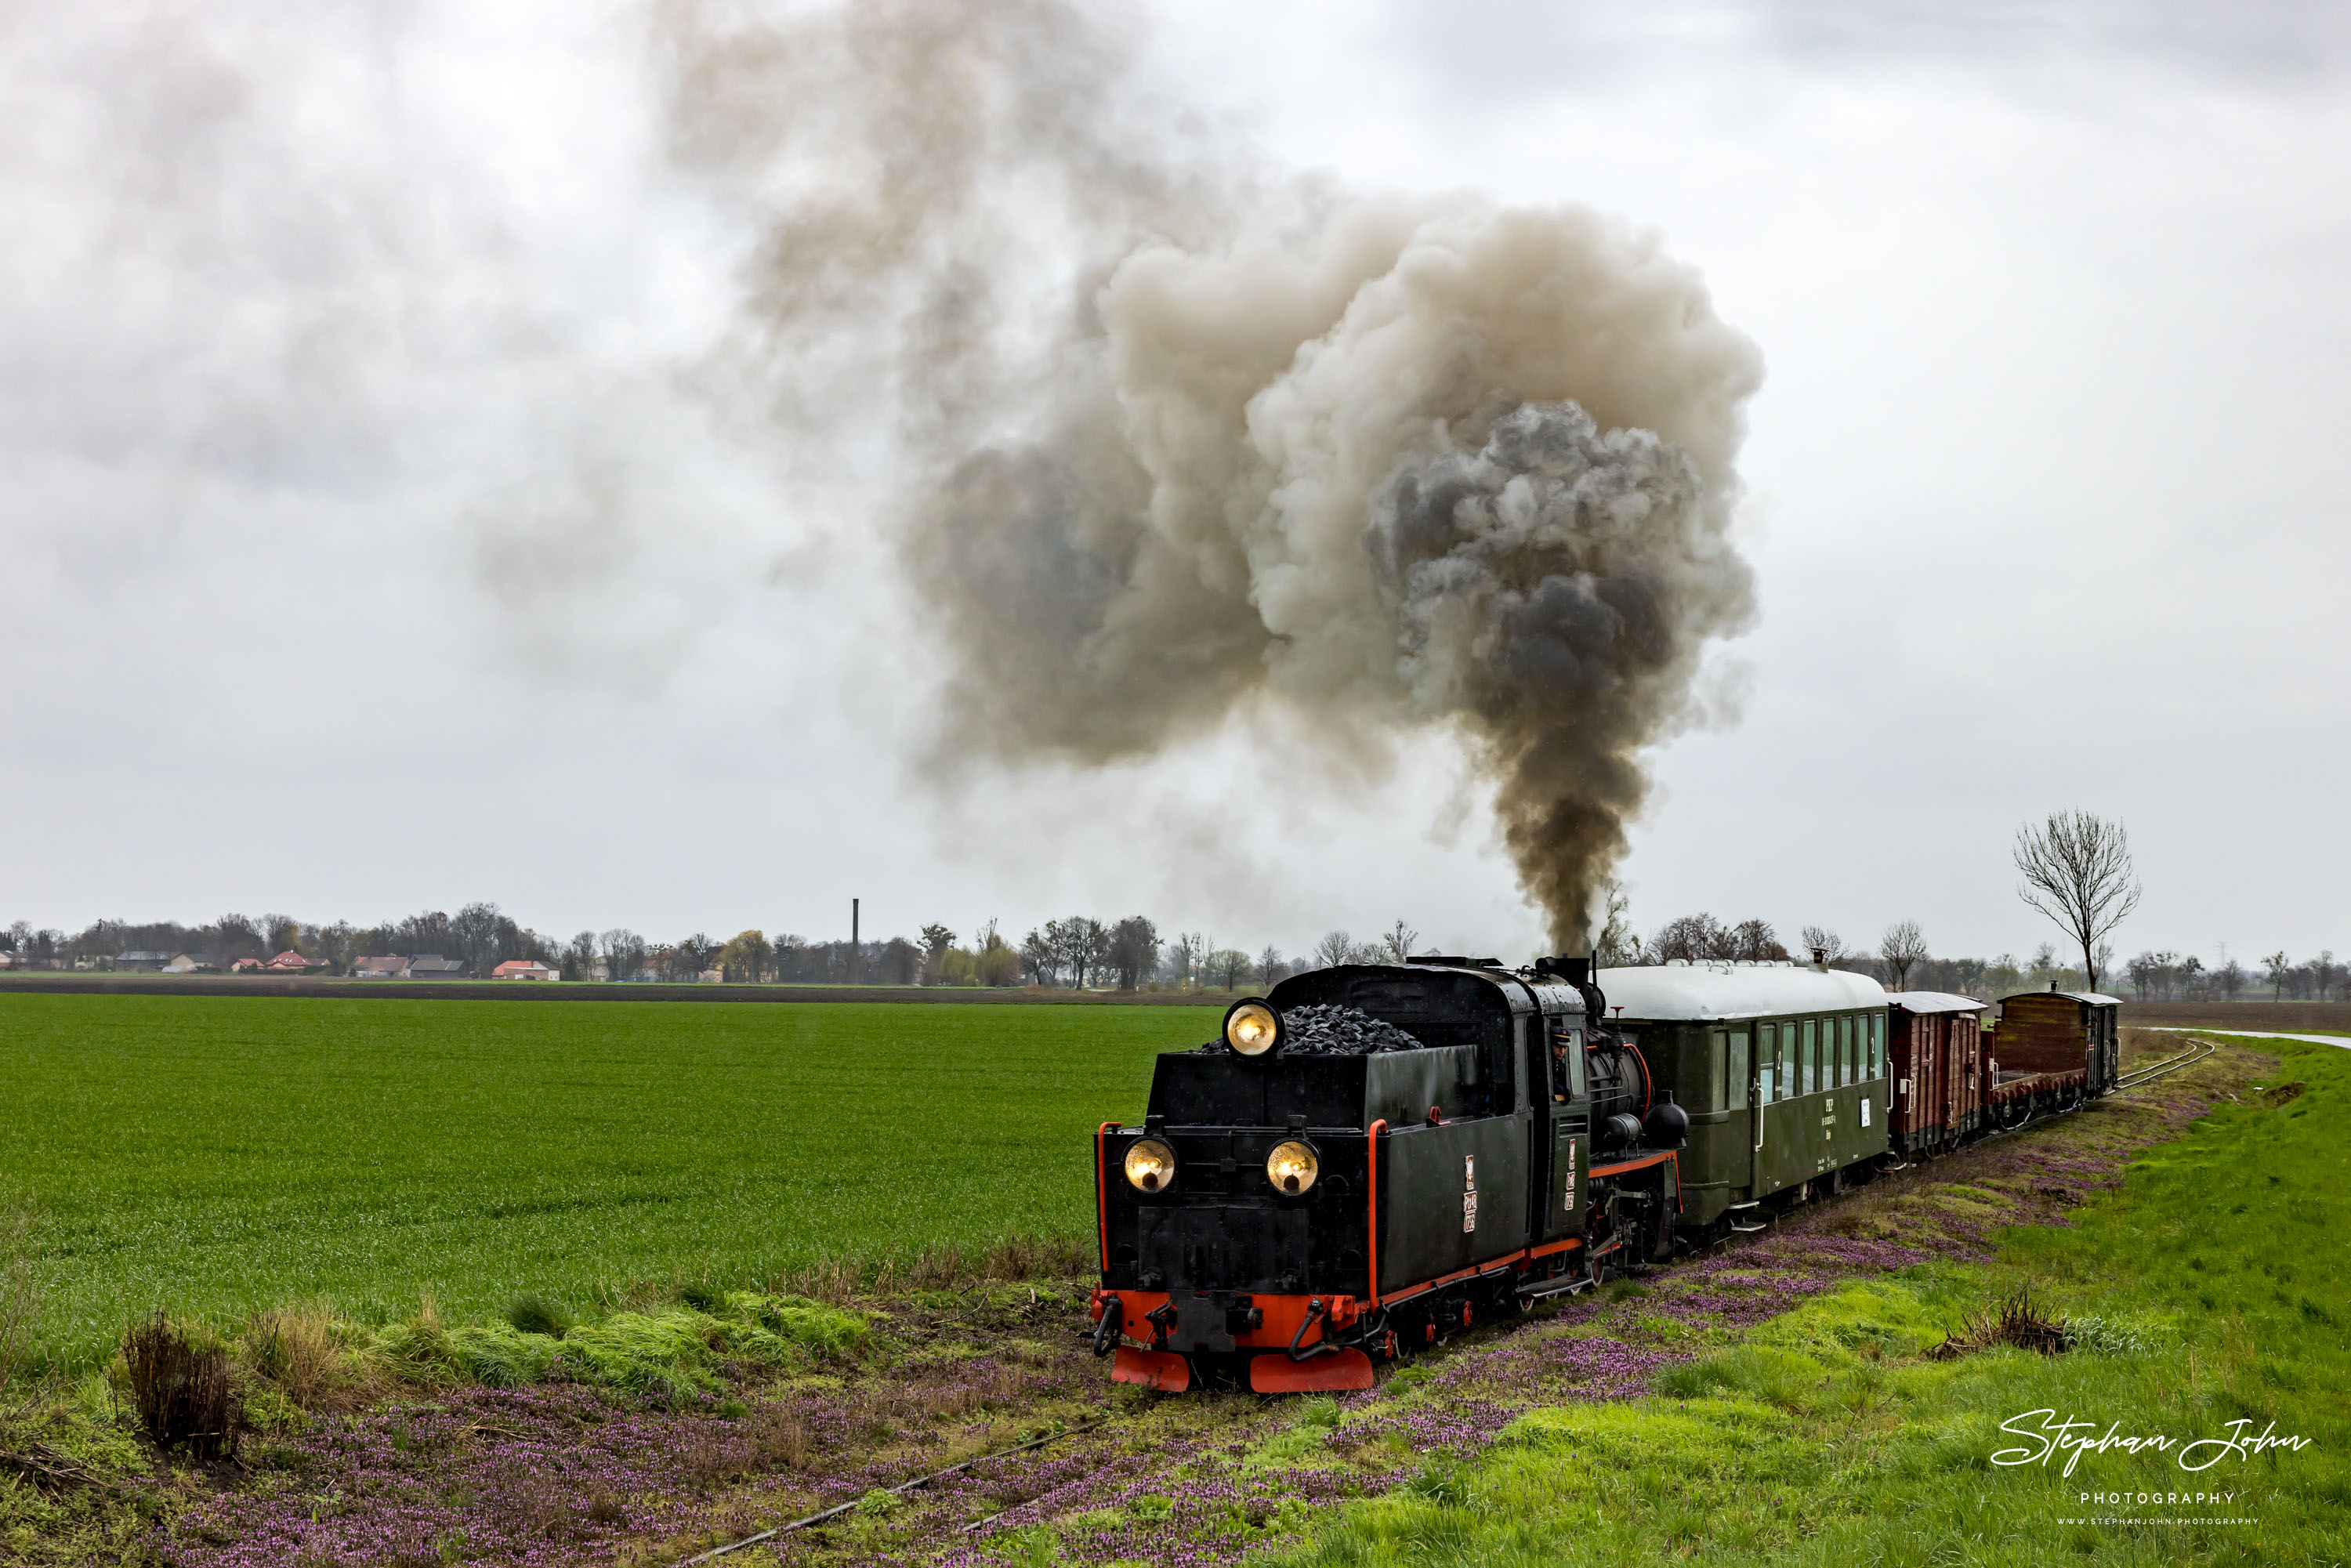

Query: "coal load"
<box><xmin>1199</xmin><ymin>1004</ymin><xmax>1422</xmax><ymax>1056</ymax></box>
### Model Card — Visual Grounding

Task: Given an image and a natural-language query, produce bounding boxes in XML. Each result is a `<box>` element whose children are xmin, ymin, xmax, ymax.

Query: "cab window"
<box><xmin>1549</xmin><ymin>1027</ymin><xmax>1585</xmax><ymax>1100</ymax></box>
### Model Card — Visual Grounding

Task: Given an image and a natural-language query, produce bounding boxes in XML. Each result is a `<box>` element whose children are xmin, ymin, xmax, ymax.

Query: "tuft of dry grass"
<box><xmin>1925</xmin><ymin>1286</ymin><xmax>2069</xmax><ymax>1361</ymax></box>
<box><xmin>907</xmin><ymin>1243</ymin><xmax>965</xmax><ymax>1290</ymax></box>
<box><xmin>784</xmin><ymin>1258</ymin><xmax>863</xmax><ymax>1305</ymax></box>
<box><xmin>980</xmin><ymin>1233</ymin><xmax>1090</xmax><ymax>1281</ymax></box>
<box><xmin>245</xmin><ymin>1306</ymin><xmax>378</xmax><ymax>1409</ymax></box>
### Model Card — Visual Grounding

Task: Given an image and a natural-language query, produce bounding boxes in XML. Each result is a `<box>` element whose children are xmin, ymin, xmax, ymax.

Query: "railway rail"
<box><xmin>2114</xmin><ymin>1036</ymin><xmax>2217</xmax><ymax>1090</ymax></box>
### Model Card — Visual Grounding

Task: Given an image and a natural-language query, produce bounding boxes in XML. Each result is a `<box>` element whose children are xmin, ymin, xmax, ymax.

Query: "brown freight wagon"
<box><xmin>1979</xmin><ymin>987</ymin><xmax>2118</xmax><ymax>1127</ymax></box>
<box><xmin>1883</xmin><ymin>992</ymin><xmax>1985</xmax><ymax>1159</ymax></box>
<box><xmin>1989</xmin><ymin>988</ymin><xmax>2123</xmax><ymax>1093</ymax></box>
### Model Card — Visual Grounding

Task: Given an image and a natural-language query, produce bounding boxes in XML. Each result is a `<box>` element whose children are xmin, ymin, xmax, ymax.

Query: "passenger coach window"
<box><xmin>1802</xmin><ymin>1019</ymin><xmax>1818</xmax><ymax>1095</ymax></box>
<box><xmin>1728</xmin><ymin>1030</ymin><xmax>1750</xmax><ymax>1109</ymax></box>
<box><xmin>1708</xmin><ymin>1030</ymin><xmax>1728</xmax><ymax>1110</ymax></box>
<box><xmin>1758</xmin><ymin>1024</ymin><xmax>1777</xmax><ymax>1100</ymax></box>
<box><xmin>1838</xmin><ymin>1016</ymin><xmax>1855</xmax><ymax>1087</ymax></box>
<box><xmin>1870</xmin><ymin>1015</ymin><xmax>1885</xmax><ymax>1078</ymax></box>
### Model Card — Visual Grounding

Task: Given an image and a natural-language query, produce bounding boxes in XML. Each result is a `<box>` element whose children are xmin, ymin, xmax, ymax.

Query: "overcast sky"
<box><xmin>3</xmin><ymin>0</ymin><xmax>2346</xmax><ymax>968</ymax></box>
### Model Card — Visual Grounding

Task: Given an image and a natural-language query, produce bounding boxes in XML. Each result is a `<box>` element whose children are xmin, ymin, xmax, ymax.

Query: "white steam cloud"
<box><xmin>659</xmin><ymin>0</ymin><xmax>1762</xmax><ymax>945</ymax></box>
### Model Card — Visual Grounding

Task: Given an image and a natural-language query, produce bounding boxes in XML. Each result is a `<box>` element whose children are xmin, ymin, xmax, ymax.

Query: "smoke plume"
<box><xmin>661</xmin><ymin>0</ymin><xmax>1763</xmax><ymax>945</ymax></box>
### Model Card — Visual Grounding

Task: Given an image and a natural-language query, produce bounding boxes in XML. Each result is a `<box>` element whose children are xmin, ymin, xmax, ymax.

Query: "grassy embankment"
<box><xmin>0</xmin><ymin>994</ymin><xmax>1215</xmax><ymax>1372</ymax></box>
<box><xmin>1262</xmin><ymin>1033</ymin><xmax>2351</xmax><ymax>1567</ymax></box>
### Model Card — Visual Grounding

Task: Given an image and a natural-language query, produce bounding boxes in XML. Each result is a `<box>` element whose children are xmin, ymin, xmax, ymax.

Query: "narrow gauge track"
<box><xmin>2115</xmin><ymin>1037</ymin><xmax>2217</xmax><ymax>1091</ymax></box>
<box><xmin>672</xmin><ymin>1418</ymin><xmax>1109</xmax><ymax>1565</ymax></box>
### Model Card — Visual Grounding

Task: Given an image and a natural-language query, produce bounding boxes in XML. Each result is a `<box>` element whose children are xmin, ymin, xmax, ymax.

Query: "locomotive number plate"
<box><xmin>1463</xmin><ymin>1155</ymin><xmax>1478</xmax><ymax>1233</ymax></box>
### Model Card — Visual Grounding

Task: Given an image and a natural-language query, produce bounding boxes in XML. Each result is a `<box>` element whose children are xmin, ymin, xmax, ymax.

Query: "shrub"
<box><xmin>123</xmin><ymin>1314</ymin><xmax>240</xmax><ymax>1458</ymax></box>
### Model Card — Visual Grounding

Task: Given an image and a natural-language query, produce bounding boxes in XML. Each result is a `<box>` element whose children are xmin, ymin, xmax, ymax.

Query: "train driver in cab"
<box><xmin>1550</xmin><ymin>1027</ymin><xmax>1583</xmax><ymax>1103</ymax></box>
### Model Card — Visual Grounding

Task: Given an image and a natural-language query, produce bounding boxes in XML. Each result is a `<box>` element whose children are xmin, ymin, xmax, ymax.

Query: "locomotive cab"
<box><xmin>1089</xmin><ymin>958</ymin><xmax>1687</xmax><ymax>1393</ymax></box>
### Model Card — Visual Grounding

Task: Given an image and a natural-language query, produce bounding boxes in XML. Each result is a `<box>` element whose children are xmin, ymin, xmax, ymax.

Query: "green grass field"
<box><xmin>1266</xmin><ymin>1034</ymin><xmax>2351</xmax><ymax>1566</ymax></box>
<box><xmin>0</xmin><ymin>994</ymin><xmax>1216</xmax><ymax>1371</ymax></box>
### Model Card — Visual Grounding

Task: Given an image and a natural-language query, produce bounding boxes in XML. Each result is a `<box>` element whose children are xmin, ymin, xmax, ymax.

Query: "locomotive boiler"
<box><xmin>1087</xmin><ymin>958</ymin><xmax>1689</xmax><ymax>1393</ymax></box>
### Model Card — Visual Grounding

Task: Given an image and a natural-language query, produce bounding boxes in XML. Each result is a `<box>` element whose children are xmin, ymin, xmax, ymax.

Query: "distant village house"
<box><xmin>351</xmin><ymin>955</ymin><xmax>411</xmax><ymax>980</ymax></box>
<box><xmin>491</xmin><ymin>960</ymin><xmax>559</xmax><ymax>981</ymax></box>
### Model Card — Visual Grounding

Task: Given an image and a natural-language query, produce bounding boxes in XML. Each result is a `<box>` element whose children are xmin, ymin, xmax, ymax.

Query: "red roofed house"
<box><xmin>492</xmin><ymin>960</ymin><xmax>560</xmax><ymax>982</ymax></box>
<box><xmin>265</xmin><ymin>951</ymin><xmax>321</xmax><ymax>972</ymax></box>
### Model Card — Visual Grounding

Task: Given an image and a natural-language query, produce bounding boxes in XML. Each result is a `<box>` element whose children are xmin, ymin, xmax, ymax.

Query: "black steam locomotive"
<box><xmin>1086</xmin><ymin>958</ymin><xmax>1689</xmax><ymax>1393</ymax></box>
<box><xmin>1086</xmin><ymin>954</ymin><xmax>2121</xmax><ymax>1392</ymax></box>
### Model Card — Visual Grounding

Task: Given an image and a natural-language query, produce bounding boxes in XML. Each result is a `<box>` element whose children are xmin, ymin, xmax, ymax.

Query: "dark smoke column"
<box><xmin>1374</xmin><ymin>404</ymin><xmax>1753</xmax><ymax>946</ymax></box>
<box><xmin>658</xmin><ymin>3</ymin><xmax>1764</xmax><ymax>943</ymax></box>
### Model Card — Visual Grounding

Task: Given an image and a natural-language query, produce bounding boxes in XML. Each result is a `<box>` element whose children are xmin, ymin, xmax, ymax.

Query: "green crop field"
<box><xmin>0</xmin><ymin>994</ymin><xmax>1218</xmax><ymax>1371</ymax></box>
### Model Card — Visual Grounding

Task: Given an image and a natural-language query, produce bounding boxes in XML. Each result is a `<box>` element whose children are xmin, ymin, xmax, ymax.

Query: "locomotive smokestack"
<box><xmin>657</xmin><ymin>1</ymin><xmax>1761</xmax><ymax>945</ymax></box>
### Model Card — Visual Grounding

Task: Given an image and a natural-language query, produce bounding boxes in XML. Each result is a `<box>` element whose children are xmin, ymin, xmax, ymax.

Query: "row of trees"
<box><xmin>2123</xmin><ymin>949</ymin><xmax>2342</xmax><ymax>1003</ymax></box>
<box><xmin>0</xmin><ymin>907</ymin><xmax>1441</xmax><ymax>994</ymax></box>
<box><xmin>2</xmin><ymin>908</ymin><xmax>560</xmax><ymax>978</ymax></box>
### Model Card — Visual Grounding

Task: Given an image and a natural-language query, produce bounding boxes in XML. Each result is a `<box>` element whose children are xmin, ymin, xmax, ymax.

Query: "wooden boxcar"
<box><xmin>1882</xmin><ymin>991</ymin><xmax>1984</xmax><ymax>1158</ymax></box>
<box><xmin>1989</xmin><ymin>988</ymin><xmax>2123</xmax><ymax>1095</ymax></box>
<box><xmin>1596</xmin><ymin>963</ymin><xmax>1891</xmax><ymax>1237</ymax></box>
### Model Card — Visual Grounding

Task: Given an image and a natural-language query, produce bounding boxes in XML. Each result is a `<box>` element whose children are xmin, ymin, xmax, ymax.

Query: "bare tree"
<box><xmin>1313</xmin><ymin>930</ymin><xmax>1357</xmax><ymax>970</ymax></box>
<box><xmin>2013</xmin><ymin>809</ymin><xmax>2141</xmax><ymax>991</ymax></box>
<box><xmin>1166</xmin><ymin>931</ymin><xmax>1208</xmax><ymax>987</ymax></box>
<box><xmin>2263</xmin><ymin>951</ymin><xmax>2291</xmax><ymax>1001</ymax></box>
<box><xmin>1800</xmin><ymin>925</ymin><xmax>1845</xmax><ymax>964</ymax></box>
<box><xmin>1255</xmin><ymin>946</ymin><xmax>1286</xmax><ymax>987</ymax></box>
<box><xmin>1105</xmin><ymin>917</ymin><xmax>1161</xmax><ymax>990</ymax></box>
<box><xmin>1878</xmin><ymin>921</ymin><xmax>1929</xmax><ymax>989</ymax></box>
<box><xmin>1730</xmin><ymin>918</ymin><xmax>1786</xmax><ymax>961</ymax></box>
<box><xmin>1653</xmin><ymin>914</ymin><xmax>1730</xmax><ymax>962</ymax></box>
<box><xmin>1208</xmin><ymin>948</ymin><xmax>1252</xmax><ymax>990</ymax></box>
<box><xmin>600</xmin><ymin>928</ymin><xmax>647</xmax><ymax>984</ymax></box>
<box><xmin>1381</xmin><ymin>921</ymin><xmax>1420</xmax><ymax>962</ymax></box>
<box><xmin>1020</xmin><ymin>928</ymin><xmax>1056</xmax><ymax>986</ymax></box>
<box><xmin>1594</xmin><ymin>885</ymin><xmax>1641</xmax><ymax>967</ymax></box>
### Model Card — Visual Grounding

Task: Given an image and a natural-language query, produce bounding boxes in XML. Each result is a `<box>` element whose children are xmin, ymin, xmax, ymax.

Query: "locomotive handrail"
<box><xmin>1094</xmin><ymin>1121</ymin><xmax>1117</xmax><ymax>1276</ymax></box>
<box><xmin>1366</xmin><ymin>1117</ymin><xmax>1387</xmax><ymax>1310</ymax></box>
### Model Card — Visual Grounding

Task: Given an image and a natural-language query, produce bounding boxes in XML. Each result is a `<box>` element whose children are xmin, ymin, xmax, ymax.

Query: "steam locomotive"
<box><xmin>1085</xmin><ymin>954</ymin><xmax>2120</xmax><ymax>1393</ymax></box>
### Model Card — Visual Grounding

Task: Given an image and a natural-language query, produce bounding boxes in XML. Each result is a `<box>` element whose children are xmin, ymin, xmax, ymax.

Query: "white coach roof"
<box><xmin>1885</xmin><ymin>990</ymin><xmax>1989</xmax><ymax>1014</ymax></box>
<box><xmin>1596</xmin><ymin>963</ymin><xmax>1889</xmax><ymax>1021</ymax></box>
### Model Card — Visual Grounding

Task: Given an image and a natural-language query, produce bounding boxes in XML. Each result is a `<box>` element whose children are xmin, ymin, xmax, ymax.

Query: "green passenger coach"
<box><xmin>1595</xmin><ymin>963</ymin><xmax>1892</xmax><ymax>1239</ymax></box>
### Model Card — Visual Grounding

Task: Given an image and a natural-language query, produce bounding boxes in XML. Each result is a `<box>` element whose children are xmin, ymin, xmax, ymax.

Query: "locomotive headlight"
<box><xmin>1123</xmin><ymin>1138</ymin><xmax>1177</xmax><ymax>1193</ymax></box>
<box><xmin>1266</xmin><ymin>1139</ymin><xmax>1320</xmax><ymax>1196</ymax></box>
<box><xmin>1223</xmin><ymin>999</ymin><xmax>1283</xmax><ymax>1058</ymax></box>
